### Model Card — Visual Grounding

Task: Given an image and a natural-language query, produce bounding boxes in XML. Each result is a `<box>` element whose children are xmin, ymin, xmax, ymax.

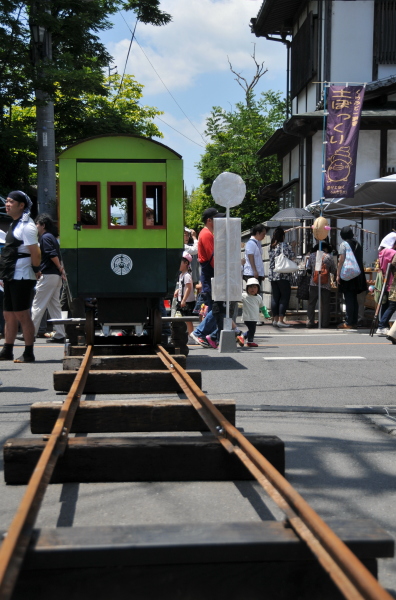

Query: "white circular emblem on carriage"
<box><xmin>111</xmin><ymin>254</ymin><xmax>133</xmax><ymax>275</ymax></box>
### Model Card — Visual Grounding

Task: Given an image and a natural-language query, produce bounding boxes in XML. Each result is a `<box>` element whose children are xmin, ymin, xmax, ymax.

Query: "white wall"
<box><xmin>306</xmin><ymin>82</ymin><xmax>317</xmax><ymax>113</ymax></box>
<box><xmin>282</xmin><ymin>155</ymin><xmax>290</xmax><ymax>184</ymax></box>
<box><xmin>378</xmin><ymin>65</ymin><xmax>396</xmax><ymax>79</ymax></box>
<box><xmin>355</xmin><ymin>130</ymin><xmax>380</xmax><ymax>184</ymax></box>
<box><xmin>290</xmin><ymin>145</ymin><xmax>300</xmax><ymax>180</ymax></box>
<box><xmin>331</xmin><ymin>1</ymin><xmax>374</xmax><ymax>84</ymax></box>
<box><xmin>388</xmin><ymin>131</ymin><xmax>396</xmax><ymax>169</ymax></box>
<box><xmin>311</xmin><ymin>131</ymin><xmax>324</xmax><ymax>204</ymax></box>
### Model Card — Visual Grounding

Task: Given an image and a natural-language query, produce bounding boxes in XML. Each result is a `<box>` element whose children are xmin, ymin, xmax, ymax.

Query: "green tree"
<box><xmin>0</xmin><ymin>0</ymin><xmax>171</xmax><ymax>192</ymax></box>
<box><xmin>196</xmin><ymin>89</ymin><xmax>286</xmax><ymax>232</ymax></box>
<box><xmin>184</xmin><ymin>185</ymin><xmax>212</xmax><ymax>233</ymax></box>
<box><xmin>55</xmin><ymin>74</ymin><xmax>163</xmax><ymax>147</ymax></box>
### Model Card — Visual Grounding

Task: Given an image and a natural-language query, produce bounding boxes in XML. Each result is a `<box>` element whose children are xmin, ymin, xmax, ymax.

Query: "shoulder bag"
<box><xmin>340</xmin><ymin>242</ymin><xmax>361</xmax><ymax>281</ymax></box>
<box><xmin>273</xmin><ymin>243</ymin><xmax>298</xmax><ymax>274</ymax></box>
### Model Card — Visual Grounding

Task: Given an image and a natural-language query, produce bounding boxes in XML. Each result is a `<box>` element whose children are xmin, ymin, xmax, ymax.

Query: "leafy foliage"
<box><xmin>0</xmin><ymin>0</ymin><xmax>170</xmax><ymax>192</ymax></box>
<box><xmin>195</xmin><ymin>90</ymin><xmax>286</xmax><ymax>231</ymax></box>
<box><xmin>55</xmin><ymin>74</ymin><xmax>163</xmax><ymax>147</ymax></box>
<box><xmin>184</xmin><ymin>185</ymin><xmax>213</xmax><ymax>233</ymax></box>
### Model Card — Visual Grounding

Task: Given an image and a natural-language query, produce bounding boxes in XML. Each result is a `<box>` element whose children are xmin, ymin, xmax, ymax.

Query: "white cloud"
<box><xmin>109</xmin><ymin>0</ymin><xmax>286</xmax><ymax>96</ymax></box>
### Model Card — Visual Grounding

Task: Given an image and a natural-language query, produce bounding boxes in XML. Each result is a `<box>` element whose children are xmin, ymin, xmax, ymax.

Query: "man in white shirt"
<box><xmin>243</xmin><ymin>224</ymin><xmax>266</xmax><ymax>288</ymax></box>
<box><xmin>0</xmin><ymin>191</ymin><xmax>40</xmax><ymax>363</ymax></box>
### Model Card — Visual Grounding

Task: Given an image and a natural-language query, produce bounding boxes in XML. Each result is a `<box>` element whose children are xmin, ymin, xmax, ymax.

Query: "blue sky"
<box><xmin>99</xmin><ymin>0</ymin><xmax>286</xmax><ymax>192</ymax></box>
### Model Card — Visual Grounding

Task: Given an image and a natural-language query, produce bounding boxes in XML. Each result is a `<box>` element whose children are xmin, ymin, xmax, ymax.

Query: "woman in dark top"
<box><xmin>336</xmin><ymin>226</ymin><xmax>367</xmax><ymax>329</ymax></box>
<box><xmin>31</xmin><ymin>214</ymin><xmax>66</xmax><ymax>342</ymax></box>
<box><xmin>268</xmin><ymin>226</ymin><xmax>296</xmax><ymax>328</ymax></box>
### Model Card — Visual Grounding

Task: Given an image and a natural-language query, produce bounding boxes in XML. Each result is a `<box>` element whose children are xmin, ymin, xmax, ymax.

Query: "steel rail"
<box><xmin>0</xmin><ymin>345</ymin><xmax>93</xmax><ymax>600</ymax></box>
<box><xmin>156</xmin><ymin>344</ymin><xmax>393</xmax><ymax>600</ymax></box>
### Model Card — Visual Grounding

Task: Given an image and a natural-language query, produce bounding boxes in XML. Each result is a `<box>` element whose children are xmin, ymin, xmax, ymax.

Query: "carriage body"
<box><xmin>58</xmin><ymin>134</ymin><xmax>183</xmax><ymax>326</ymax></box>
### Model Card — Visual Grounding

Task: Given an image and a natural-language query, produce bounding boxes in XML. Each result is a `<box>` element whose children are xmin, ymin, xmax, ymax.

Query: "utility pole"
<box><xmin>30</xmin><ymin>1</ymin><xmax>57</xmax><ymax>220</ymax></box>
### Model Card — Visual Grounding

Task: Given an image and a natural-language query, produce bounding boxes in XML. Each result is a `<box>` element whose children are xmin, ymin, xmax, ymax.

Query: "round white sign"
<box><xmin>111</xmin><ymin>254</ymin><xmax>133</xmax><ymax>275</ymax></box>
<box><xmin>211</xmin><ymin>172</ymin><xmax>246</xmax><ymax>208</ymax></box>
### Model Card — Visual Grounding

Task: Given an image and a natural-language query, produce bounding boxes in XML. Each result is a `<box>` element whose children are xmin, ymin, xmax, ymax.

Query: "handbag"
<box><xmin>340</xmin><ymin>242</ymin><xmax>361</xmax><ymax>281</ymax></box>
<box><xmin>273</xmin><ymin>243</ymin><xmax>298</xmax><ymax>274</ymax></box>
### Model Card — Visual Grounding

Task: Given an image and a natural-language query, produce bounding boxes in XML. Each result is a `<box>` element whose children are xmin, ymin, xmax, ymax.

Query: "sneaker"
<box><xmin>206</xmin><ymin>335</ymin><xmax>218</xmax><ymax>349</ymax></box>
<box><xmin>191</xmin><ymin>333</ymin><xmax>209</xmax><ymax>347</ymax></box>
<box><xmin>247</xmin><ymin>342</ymin><xmax>258</xmax><ymax>347</ymax></box>
<box><xmin>272</xmin><ymin>321</ymin><xmax>279</xmax><ymax>327</ymax></box>
<box><xmin>256</xmin><ymin>321</ymin><xmax>264</xmax><ymax>326</ymax></box>
<box><xmin>14</xmin><ymin>354</ymin><xmax>35</xmax><ymax>363</ymax></box>
<box><xmin>46</xmin><ymin>337</ymin><xmax>65</xmax><ymax>344</ymax></box>
<box><xmin>386</xmin><ymin>335</ymin><xmax>396</xmax><ymax>345</ymax></box>
<box><xmin>188</xmin><ymin>335</ymin><xmax>197</xmax><ymax>345</ymax></box>
<box><xmin>277</xmin><ymin>322</ymin><xmax>291</xmax><ymax>328</ymax></box>
<box><xmin>376</xmin><ymin>328</ymin><xmax>389</xmax><ymax>337</ymax></box>
<box><xmin>236</xmin><ymin>335</ymin><xmax>245</xmax><ymax>347</ymax></box>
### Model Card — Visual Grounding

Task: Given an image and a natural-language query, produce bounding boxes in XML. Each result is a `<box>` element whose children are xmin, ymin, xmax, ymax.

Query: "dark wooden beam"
<box><xmin>3</xmin><ymin>435</ymin><xmax>285</xmax><ymax>484</ymax></box>
<box><xmin>30</xmin><ymin>400</ymin><xmax>236</xmax><ymax>433</ymax></box>
<box><xmin>53</xmin><ymin>370</ymin><xmax>202</xmax><ymax>394</ymax></box>
<box><xmin>62</xmin><ymin>355</ymin><xmax>186</xmax><ymax>371</ymax></box>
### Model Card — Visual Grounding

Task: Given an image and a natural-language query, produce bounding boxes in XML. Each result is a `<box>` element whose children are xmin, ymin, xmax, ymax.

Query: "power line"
<box><xmin>155</xmin><ymin>116</ymin><xmax>205</xmax><ymax>148</ymax></box>
<box><xmin>114</xmin><ymin>13</ymin><xmax>139</xmax><ymax>102</ymax></box>
<box><xmin>118</xmin><ymin>11</ymin><xmax>208</xmax><ymax>145</ymax></box>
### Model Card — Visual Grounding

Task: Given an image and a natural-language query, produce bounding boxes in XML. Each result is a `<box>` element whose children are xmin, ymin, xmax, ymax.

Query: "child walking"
<box><xmin>241</xmin><ymin>277</ymin><xmax>267</xmax><ymax>347</ymax></box>
<box><xmin>174</xmin><ymin>251</ymin><xmax>196</xmax><ymax>339</ymax></box>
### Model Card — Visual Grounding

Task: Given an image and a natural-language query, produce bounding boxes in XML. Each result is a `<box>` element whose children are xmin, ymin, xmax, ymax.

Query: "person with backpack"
<box><xmin>336</xmin><ymin>226</ymin><xmax>367</xmax><ymax>329</ymax></box>
<box><xmin>306</xmin><ymin>241</ymin><xmax>336</xmax><ymax>328</ymax></box>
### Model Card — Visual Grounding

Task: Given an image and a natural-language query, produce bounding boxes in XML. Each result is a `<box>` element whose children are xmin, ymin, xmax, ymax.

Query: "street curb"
<box><xmin>362</xmin><ymin>414</ymin><xmax>396</xmax><ymax>436</ymax></box>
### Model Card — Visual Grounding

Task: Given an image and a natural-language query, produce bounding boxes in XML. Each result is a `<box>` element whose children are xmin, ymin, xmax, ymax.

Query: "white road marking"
<box><xmin>264</xmin><ymin>356</ymin><xmax>366</xmax><ymax>360</ymax></box>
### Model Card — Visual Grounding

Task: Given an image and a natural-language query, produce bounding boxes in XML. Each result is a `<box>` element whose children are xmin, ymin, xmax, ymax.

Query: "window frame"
<box><xmin>142</xmin><ymin>182</ymin><xmax>167</xmax><ymax>230</ymax></box>
<box><xmin>107</xmin><ymin>182</ymin><xmax>136</xmax><ymax>230</ymax></box>
<box><xmin>77</xmin><ymin>181</ymin><xmax>101</xmax><ymax>229</ymax></box>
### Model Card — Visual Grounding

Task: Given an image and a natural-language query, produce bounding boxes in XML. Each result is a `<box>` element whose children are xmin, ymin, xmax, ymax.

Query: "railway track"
<box><xmin>0</xmin><ymin>338</ymin><xmax>394</xmax><ymax>600</ymax></box>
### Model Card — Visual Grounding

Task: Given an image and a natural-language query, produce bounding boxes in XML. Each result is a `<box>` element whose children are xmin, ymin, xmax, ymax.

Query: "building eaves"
<box><xmin>258</xmin><ymin>109</ymin><xmax>396</xmax><ymax>158</ymax></box>
<box><xmin>250</xmin><ymin>0</ymin><xmax>305</xmax><ymax>38</ymax></box>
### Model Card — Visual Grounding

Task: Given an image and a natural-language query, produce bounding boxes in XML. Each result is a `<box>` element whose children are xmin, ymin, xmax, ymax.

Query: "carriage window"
<box><xmin>78</xmin><ymin>183</ymin><xmax>100</xmax><ymax>227</ymax></box>
<box><xmin>143</xmin><ymin>183</ymin><xmax>166</xmax><ymax>228</ymax></box>
<box><xmin>108</xmin><ymin>183</ymin><xmax>135</xmax><ymax>228</ymax></box>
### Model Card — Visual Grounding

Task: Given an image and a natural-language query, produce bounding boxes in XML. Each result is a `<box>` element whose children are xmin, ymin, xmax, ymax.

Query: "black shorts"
<box><xmin>3</xmin><ymin>279</ymin><xmax>36</xmax><ymax>312</ymax></box>
<box><xmin>177</xmin><ymin>301</ymin><xmax>196</xmax><ymax>316</ymax></box>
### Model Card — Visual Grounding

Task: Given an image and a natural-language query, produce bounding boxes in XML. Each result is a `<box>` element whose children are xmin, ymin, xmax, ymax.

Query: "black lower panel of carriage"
<box><xmin>62</xmin><ymin>248</ymin><xmax>181</xmax><ymax>297</ymax></box>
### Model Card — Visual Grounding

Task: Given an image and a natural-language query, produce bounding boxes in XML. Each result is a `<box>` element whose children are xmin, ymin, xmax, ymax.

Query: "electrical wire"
<box><xmin>113</xmin><ymin>13</ymin><xmax>139</xmax><ymax>102</ymax></box>
<box><xmin>155</xmin><ymin>116</ymin><xmax>205</xmax><ymax>148</ymax></box>
<box><xmin>118</xmin><ymin>10</ymin><xmax>208</xmax><ymax>145</ymax></box>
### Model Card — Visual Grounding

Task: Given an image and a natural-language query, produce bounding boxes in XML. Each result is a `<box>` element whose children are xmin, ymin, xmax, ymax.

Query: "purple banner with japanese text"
<box><xmin>324</xmin><ymin>85</ymin><xmax>365</xmax><ymax>199</ymax></box>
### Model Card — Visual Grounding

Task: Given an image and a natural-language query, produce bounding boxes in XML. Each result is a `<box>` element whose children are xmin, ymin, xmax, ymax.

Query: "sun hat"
<box><xmin>246</xmin><ymin>277</ymin><xmax>260</xmax><ymax>287</ymax></box>
<box><xmin>182</xmin><ymin>251</ymin><xmax>192</xmax><ymax>263</ymax></box>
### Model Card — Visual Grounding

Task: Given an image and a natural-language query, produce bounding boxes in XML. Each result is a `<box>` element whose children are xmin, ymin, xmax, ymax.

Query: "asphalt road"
<box><xmin>0</xmin><ymin>328</ymin><xmax>395</xmax><ymax>597</ymax></box>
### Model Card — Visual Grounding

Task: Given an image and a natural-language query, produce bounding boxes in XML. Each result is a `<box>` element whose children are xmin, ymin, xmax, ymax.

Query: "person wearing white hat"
<box><xmin>241</xmin><ymin>277</ymin><xmax>267</xmax><ymax>347</ymax></box>
<box><xmin>378</xmin><ymin>232</ymin><xmax>396</xmax><ymax>251</ymax></box>
<box><xmin>377</xmin><ymin>233</ymin><xmax>396</xmax><ymax>335</ymax></box>
<box><xmin>174</xmin><ymin>251</ymin><xmax>196</xmax><ymax>339</ymax></box>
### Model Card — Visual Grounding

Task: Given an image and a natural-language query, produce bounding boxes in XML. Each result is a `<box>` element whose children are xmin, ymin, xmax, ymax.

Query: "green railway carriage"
<box><xmin>58</xmin><ymin>134</ymin><xmax>184</xmax><ymax>339</ymax></box>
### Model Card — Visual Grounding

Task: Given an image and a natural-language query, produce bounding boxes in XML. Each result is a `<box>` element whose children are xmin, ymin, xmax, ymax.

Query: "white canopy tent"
<box><xmin>307</xmin><ymin>174</ymin><xmax>396</xmax><ymax>220</ymax></box>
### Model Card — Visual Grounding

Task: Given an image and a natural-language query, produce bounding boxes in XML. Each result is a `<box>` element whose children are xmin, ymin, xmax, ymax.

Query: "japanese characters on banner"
<box><xmin>324</xmin><ymin>85</ymin><xmax>365</xmax><ymax>199</ymax></box>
